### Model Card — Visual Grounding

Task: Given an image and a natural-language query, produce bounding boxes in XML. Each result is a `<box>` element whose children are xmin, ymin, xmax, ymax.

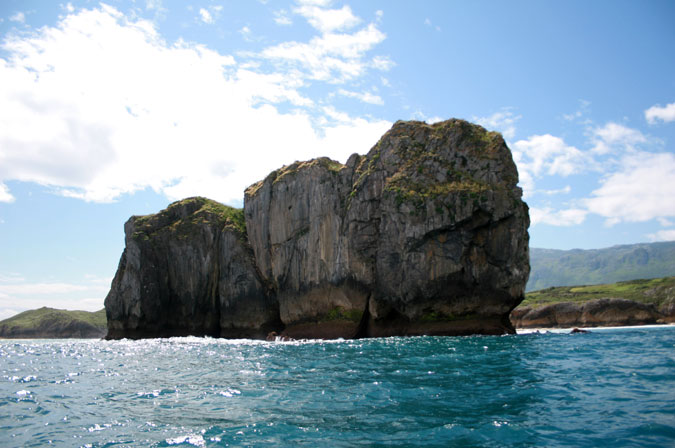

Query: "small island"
<box><xmin>104</xmin><ymin>119</ymin><xmax>531</xmax><ymax>339</ymax></box>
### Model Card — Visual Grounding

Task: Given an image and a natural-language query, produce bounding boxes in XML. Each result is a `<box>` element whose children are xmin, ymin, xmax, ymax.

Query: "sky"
<box><xmin>0</xmin><ymin>0</ymin><xmax>674</xmax><ymax>319</ymax></box>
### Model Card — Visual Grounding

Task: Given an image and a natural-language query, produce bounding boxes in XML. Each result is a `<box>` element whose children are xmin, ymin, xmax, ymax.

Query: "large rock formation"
<box><xmin>105</xmin><ymin>119</ymin><xmax>530</xmax><ymax>339</ymax></box>
<box><xmin>104</xmin><ymin>198</ymin><xmax>280</xmax><ymax>339</ymax></box>
<box><xmin>245</xmin><ymin>119</ymin><xmax>529</xmax><ymax>338</ymax></box>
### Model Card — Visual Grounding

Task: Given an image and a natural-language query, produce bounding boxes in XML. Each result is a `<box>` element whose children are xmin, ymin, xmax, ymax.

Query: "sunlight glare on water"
<box><xmin>1</xmin><ymin>327</ymin><xmax>674</xmax><ymax>447</ymax></box>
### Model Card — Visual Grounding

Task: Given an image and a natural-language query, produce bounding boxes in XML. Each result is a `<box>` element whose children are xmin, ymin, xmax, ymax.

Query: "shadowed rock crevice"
<box><xmin>105</xmin><ymin>119</ymin><xmax>530</xmax><ymax>339</ymax></box>
<box><xmin>354</xmin><ymin>293</ymin><xmax>372</xmax><ymax>339</ymax></box>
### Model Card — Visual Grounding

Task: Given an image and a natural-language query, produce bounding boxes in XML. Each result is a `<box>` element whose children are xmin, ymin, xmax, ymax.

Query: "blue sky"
<box><xmin>0</xmin><ymin>0</ymin><xmax>674</xmax><ymax>318</ymax></box>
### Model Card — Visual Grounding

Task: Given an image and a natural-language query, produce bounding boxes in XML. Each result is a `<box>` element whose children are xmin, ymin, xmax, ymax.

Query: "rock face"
<box><xmin>245</xmin><ymin>119</ymin><xmax>529</xmax><ymax>338</ymax></box>
<box><xmin>104</xmin><ymin>198</ymin><xmax>280</xmax><ymax>339</ymax></box>
<box><xmin>105</xmin><ymin>119</ymin><xmax>530</xmax><ymax>339</ymax></box>
<box><xmin>510</xmin><ymin>298</ymin><xmax>670</xmax><ymax>328</ymax></box>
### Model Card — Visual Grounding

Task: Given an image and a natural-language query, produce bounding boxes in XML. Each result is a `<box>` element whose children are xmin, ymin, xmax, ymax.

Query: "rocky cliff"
<box><xmin>104</xmin><ymin>198</ymin><xmax>280</xmax><ymax>339</ymax></box>
<box><xmin>105</xmin><ymin>119</ymin><xmax>530</xmax><ymax>339</ymax></box>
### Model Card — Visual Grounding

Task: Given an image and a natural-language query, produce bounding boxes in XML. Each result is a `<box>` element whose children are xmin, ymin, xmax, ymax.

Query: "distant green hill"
<box><xmin>528</xmin><ymin>241</ymin><xmax>675</xmax><ymax>292</ymax></box>
<box><xmin>521</xmin><ymin>276</ymin><xmax>675</xmax><ymax>309</ymax></box>
<box><xmin>0</xmin><ymin>307</ymin><xmax>107</xmax><ymax>339</ymax></box>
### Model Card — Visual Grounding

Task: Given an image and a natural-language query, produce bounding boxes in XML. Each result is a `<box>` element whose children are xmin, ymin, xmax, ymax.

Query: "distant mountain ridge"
<box><xmin>528</xmin><ymin>241</ymin><xmax>675</xmax><ymax>292</ymax></box>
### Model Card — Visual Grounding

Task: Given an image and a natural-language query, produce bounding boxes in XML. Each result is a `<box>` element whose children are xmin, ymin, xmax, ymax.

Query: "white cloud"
<box><xmin>234</xmin><ymin>69</ymin><xmax>313</xmax><ymax>106</ymax></box>
<box><xmin>645</xmin><ymin>102</ymin><xmax>675</xmax><ymax>124</ymax></box>
<box><xmin>0</xmin><ymin>282</ymin><xmax>91</xmax><ymax>295</ymax></box>
<box><xmin>294</xmin><ymin>4</ymin><xmax>360</xmax><ymax>33</ymax></box>
<box><xmin>337</xmin><ymin>88</ymin><xmax>383</xmax><ymax>105</ymax></box>
<box><xmin>0</xmin><ymin>274</ymin><xmax>114</xmax><ymax>319</ymax></box>
<box><xmin>146</xmin><ymin>0</ymin><xmax>162</xmax><ymax>11</ymax></box>
<box><xmin>262</xmin><ymin>4</ymin><xmax>387</xmax><ymax>84</ymax></box>
<box><xmin>591</xmin><ymin>122</ymin><xmax>646</xmax><ymax>154</ymax></box>
<box><xmin>261</xmin><ymin>22</ymin><xmax>386</xmax><ymax>83</ymax></box>
<box><xmin>371</xmin><ymin>55</ymin><xmax>394</xmax><ymax>71</ymax></box>
<box><xmin>562</xmin><ymin>99</ymin><xmax>591</xmax><ymax>122</ymax></box>
<box><xmin>410</xmin><ymin>110</ymin><xmax>444</xmax><ymax>125</ymax></box>
<box><xmin>0</xmin><ymin>5</ymin><xmax>391</xmax><ymax>205</ymax></box>
<box><xmin>0</xmin><ymin>273</ymin><xmax>24</xmax><ymax>283</ymax></box>
<box><xmin>474</xmin><ymin>109</ymin><xmax>521</xmax><ymax>140</ymax></box>
<box><xmin>274</xmin><ymin>10</ymin><xmax>293</xmax><ymax>26</ymax></box>
<box><xmin>512</xmin><ymin>134</ymin><xmax>591</xmax><ymax>197</ymax></box>
<box><xmin>530</xmin><ymin>206</ymin><xmax>588</xmax><ymax>226</ymax></box>
<box><xmin>423</xmin><ymin>17</ymin><xmax>441</xmax><ymax>32</ymax></box>
<box><xmin>10</xmin><ymin>12</ymin><xmax>25</xmax><ymax>23</ymax></box>
<box><xmin>296</xmin><ymin>0</ymin><xmax>333</xmax><ymax>9</ymax></box>
<box><xmin>198</xmin><ymin>8</ymin><xmax>213</xmax><ymax>24</ymax></box>
<box><xmin>0</xmin><ymin>183</ymin><xmax>15</xmax><ymax>203</ymax></box>
<box><xmin>583</xmin><ymin>152</ymin><xmax>675</xmax><ymax>225</ymax></box>
<box><xmin>647</xmin><ymin>229</ymin><xmax>675</xmax><ymax>242</ymax></box>
<box><xmin>538</xmin><ymin>185</ymin><xmax>571</xmax><ymax>195</ymax></box>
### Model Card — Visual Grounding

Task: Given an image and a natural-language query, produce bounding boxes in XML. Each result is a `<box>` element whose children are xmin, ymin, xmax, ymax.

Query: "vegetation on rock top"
<box><xmin>275</xmin><ymin>158</ymin><xmax>344</xmax><ymax>183</ymax></box>
<box><xmin>133</xmin><ymin>197</ymin><xmax>246</xmax><ymax>238</ymax></box>
<box><xmin>245</xmin><ymin>158</ymin><xmax>345</xmax><ymax>197</ymax></box>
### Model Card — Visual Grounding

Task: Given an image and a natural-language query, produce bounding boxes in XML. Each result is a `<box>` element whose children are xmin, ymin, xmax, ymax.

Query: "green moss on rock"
<box><xmin>323</xmin><ymin>307</ymin><xmax>363</xmax><ymax>323</ymax></box>
<box><xmin>132</xmin><ymin>197</ymin><xmax>246</xmax><ymax>240</ymax></box>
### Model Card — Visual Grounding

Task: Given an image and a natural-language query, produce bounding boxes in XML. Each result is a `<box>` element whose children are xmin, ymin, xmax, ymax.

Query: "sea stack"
<box><xmin>105</xmin><ymin>119</ymin><xmax>530</xmax><ymax>339</ymax></box>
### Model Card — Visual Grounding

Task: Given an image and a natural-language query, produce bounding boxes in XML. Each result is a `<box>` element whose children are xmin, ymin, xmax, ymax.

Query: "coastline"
<box><xmin>3</xmin><ymin>323</ymin><xmax>674</xmax><ymax>341</ymax></box>
<box><xmin>516</xmin><ymin>323</ymin><xmax>675</xmax><ymax>334</ymax></box>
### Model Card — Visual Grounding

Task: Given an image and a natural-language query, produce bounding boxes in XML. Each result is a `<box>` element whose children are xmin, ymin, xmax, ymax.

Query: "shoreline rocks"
<box><xmin>511</xmin><ymin>298</ymin><xmax>675</xmax><ymax>329</ymax></box>
<box><xmin>105</xmin><ymin>119</ymin><xmax>530</xmax><ymax>339</ymax></box>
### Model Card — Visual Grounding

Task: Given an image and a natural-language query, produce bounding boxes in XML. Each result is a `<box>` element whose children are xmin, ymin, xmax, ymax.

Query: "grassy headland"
<box><xmin>520</xmin><ymin>276</ymin><xmax>675</xmax><ymax>309</ymax></box>
<box><xmin>0</xmin><ymin>307</ymin><xmax>107</xmax><ymax>338</ymax></box>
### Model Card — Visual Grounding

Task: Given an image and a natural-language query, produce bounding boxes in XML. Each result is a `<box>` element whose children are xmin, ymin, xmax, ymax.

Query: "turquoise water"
<box><xmin>1</xmin><ymin>327</ymin><xmax>674</xmax><ymax>447</ymax></box>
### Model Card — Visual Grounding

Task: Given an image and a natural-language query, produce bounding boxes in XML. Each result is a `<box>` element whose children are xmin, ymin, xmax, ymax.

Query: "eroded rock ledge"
<box><xmin>511</xmin><ymin>298</ymin><xmax>675</xmax><ymax>329</ymax></box>
<box><xmin>105</xmin><ymin>119</ymin><xmax>530</xmax><ymax>339</ymax></box>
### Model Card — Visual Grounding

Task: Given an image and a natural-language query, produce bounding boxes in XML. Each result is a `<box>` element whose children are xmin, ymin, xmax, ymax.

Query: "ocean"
<box><xmin>1</xmin><ymin>326</ymin><xmax>674</xmax><ymax>447</ymax></box>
